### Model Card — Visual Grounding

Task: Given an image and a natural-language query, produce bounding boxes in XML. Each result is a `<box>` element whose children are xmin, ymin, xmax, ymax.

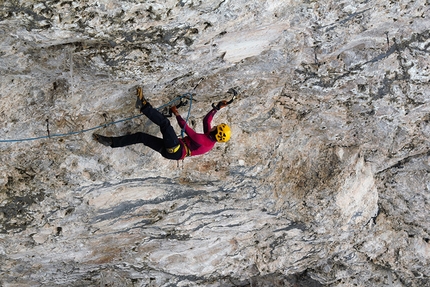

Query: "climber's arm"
<box><xmin>203</xmin><ymin>108</ymin><xmax>217</xmax><ymax>133</ymax></box>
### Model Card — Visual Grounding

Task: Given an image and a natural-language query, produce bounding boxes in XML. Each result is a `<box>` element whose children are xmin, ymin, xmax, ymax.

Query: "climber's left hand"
<box><xmin>214</xmin><ymin>100</ymin><xmax>228</xmax><ymax>110</ymax></box>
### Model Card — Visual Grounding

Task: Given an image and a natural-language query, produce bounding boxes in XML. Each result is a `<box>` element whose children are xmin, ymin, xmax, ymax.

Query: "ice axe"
<box><xmin>212</xmin><ymin>88</ymin><xmax>237</xmax><ymax>110</ymax></box>
<box><xmin>226</xmin><ymin>88</ymin><xmax>237</xmax><ymax>104</ymax></box>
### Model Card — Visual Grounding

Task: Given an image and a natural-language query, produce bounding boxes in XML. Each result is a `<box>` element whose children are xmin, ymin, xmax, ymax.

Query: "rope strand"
<box><xmin>180</xmin><ymin>92</ymin><xmax>193</xmax><ymax>138</ymax></box>
<box><xmin>0</xmin><ymin>93</ymin><xmax>192</xmax><ymax>143</ymax></box>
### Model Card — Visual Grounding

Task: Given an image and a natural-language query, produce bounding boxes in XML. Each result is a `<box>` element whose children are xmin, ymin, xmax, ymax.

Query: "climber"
<box><xmin>93</xmin><ymin>87</ymin><xmax>231</xmax><ymax>160</ymax></box>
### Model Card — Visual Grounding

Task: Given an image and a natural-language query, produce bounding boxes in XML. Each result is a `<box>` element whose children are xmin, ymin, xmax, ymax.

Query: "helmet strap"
<box><xmin>209</xmin><ymin>129</ymin><xmax>218</xmax><ymax>141</ymax></box>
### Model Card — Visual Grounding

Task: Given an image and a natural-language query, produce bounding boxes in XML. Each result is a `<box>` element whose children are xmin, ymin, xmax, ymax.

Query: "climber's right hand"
<box><xmin>170</xmin><ymin>106</ymin><xmax>179</xmax><ymax>116</ymax></box>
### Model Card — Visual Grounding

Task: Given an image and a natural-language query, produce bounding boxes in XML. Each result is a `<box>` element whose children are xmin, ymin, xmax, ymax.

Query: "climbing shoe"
<box><xmin>135</xmin><ymin>86</ymin><xmax>149</xmax><ymax>110</ymax></box>
<box><xmin>93</xmin><ymin>133</ymin><xmax>112</xmax><ymax>147</ymax></box>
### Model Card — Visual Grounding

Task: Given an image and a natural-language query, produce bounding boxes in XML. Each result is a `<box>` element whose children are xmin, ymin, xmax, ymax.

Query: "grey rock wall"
<box><xmin>0</xmin><ymin>0</ymin><xmax>429</xmax><ymax>286</ymax></box>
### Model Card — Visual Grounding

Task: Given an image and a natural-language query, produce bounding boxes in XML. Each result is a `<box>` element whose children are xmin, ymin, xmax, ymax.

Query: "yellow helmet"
<box><xmin>215</xmin><ymin>123</ymin><xmax>231</xmax><ymax>142</ymax></box>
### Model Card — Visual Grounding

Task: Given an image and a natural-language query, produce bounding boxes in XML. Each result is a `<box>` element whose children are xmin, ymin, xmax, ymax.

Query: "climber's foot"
<box><xmin>93</xmin><ymin>133</ymin><xmax>112</xmax><ymax>147</ymax></box>
<box><xmin>135</xmin><ymin>86</ymin><xmax>149</xmax><ymax>109</ymax></box>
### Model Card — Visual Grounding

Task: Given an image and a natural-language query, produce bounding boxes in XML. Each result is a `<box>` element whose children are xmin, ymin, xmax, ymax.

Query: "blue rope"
<box><xmin>181</xmin><ymin>92</ymin><xmax>193</xmax><ymax>138</ymax></box>
<box><xmin>0</xmin><ymin>93</ymin><xmax>193</xmax><ymax>143</ymax></box>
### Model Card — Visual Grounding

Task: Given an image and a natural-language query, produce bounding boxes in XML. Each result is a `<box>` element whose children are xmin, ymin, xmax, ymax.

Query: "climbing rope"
<box><xmin>0</xmin><ymin>93</ymin><xmax>193</xmax><ymax>143</ymax></box>
<box><xmin>180</xmin><ymin>92</ymin><xmax>193</xmax><ymax>138</ymax></box>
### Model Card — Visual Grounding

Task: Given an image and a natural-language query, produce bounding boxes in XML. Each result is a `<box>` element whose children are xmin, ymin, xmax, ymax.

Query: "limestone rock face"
<box><xmin>1</xmin><ymin>0</ymin><xmax>429</xmax><ymax>286</ymax></box>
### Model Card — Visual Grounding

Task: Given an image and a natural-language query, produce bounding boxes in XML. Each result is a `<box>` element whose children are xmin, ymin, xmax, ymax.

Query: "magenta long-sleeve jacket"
<box><xmin>176</xmin><ymin>108</ymin><xmax>218</xmax><ymax>159</ymax></box>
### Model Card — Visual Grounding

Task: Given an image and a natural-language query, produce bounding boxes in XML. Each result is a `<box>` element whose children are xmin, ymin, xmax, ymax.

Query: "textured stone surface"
<box><xmin>0</xmin><ymin>0</ymin><xmax>429</xmax><ymax>286</ymax></box>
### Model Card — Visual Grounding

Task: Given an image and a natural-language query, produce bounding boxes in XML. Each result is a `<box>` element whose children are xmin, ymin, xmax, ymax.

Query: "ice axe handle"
<box><xmin>212</xmin><ymin>88</ymin><xmax>237</xmax><ymax>109</ymax></box>
<box><xmin>226</xmin><ymin>88</ymin><xmax>237</xmax><ymax>104</ymax></box>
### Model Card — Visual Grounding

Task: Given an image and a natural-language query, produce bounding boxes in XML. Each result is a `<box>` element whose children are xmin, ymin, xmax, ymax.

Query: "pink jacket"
<box><xmin>176</xmin><ymin>108</ymin><xmax>218</xmax><ymax>159</ymax></box>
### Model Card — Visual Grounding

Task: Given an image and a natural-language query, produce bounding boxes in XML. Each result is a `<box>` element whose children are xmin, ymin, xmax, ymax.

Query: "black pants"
<box><xmin>111</xmin><ymin>105</ymin><xmax>183</xmax><ymax>160</ymax></box>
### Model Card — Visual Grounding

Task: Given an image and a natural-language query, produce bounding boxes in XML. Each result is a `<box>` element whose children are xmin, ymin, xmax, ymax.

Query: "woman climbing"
<box><xmin>93</xmin><ymin>87</ymin><xmax>232</xmax><ymax>160</ymax></box>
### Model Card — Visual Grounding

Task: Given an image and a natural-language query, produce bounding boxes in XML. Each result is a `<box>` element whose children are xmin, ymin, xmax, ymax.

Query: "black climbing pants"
<box><xmin>110</xmin><ymin>105</ymin><xmax>183</xmax><ymax>160</ymax></box>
